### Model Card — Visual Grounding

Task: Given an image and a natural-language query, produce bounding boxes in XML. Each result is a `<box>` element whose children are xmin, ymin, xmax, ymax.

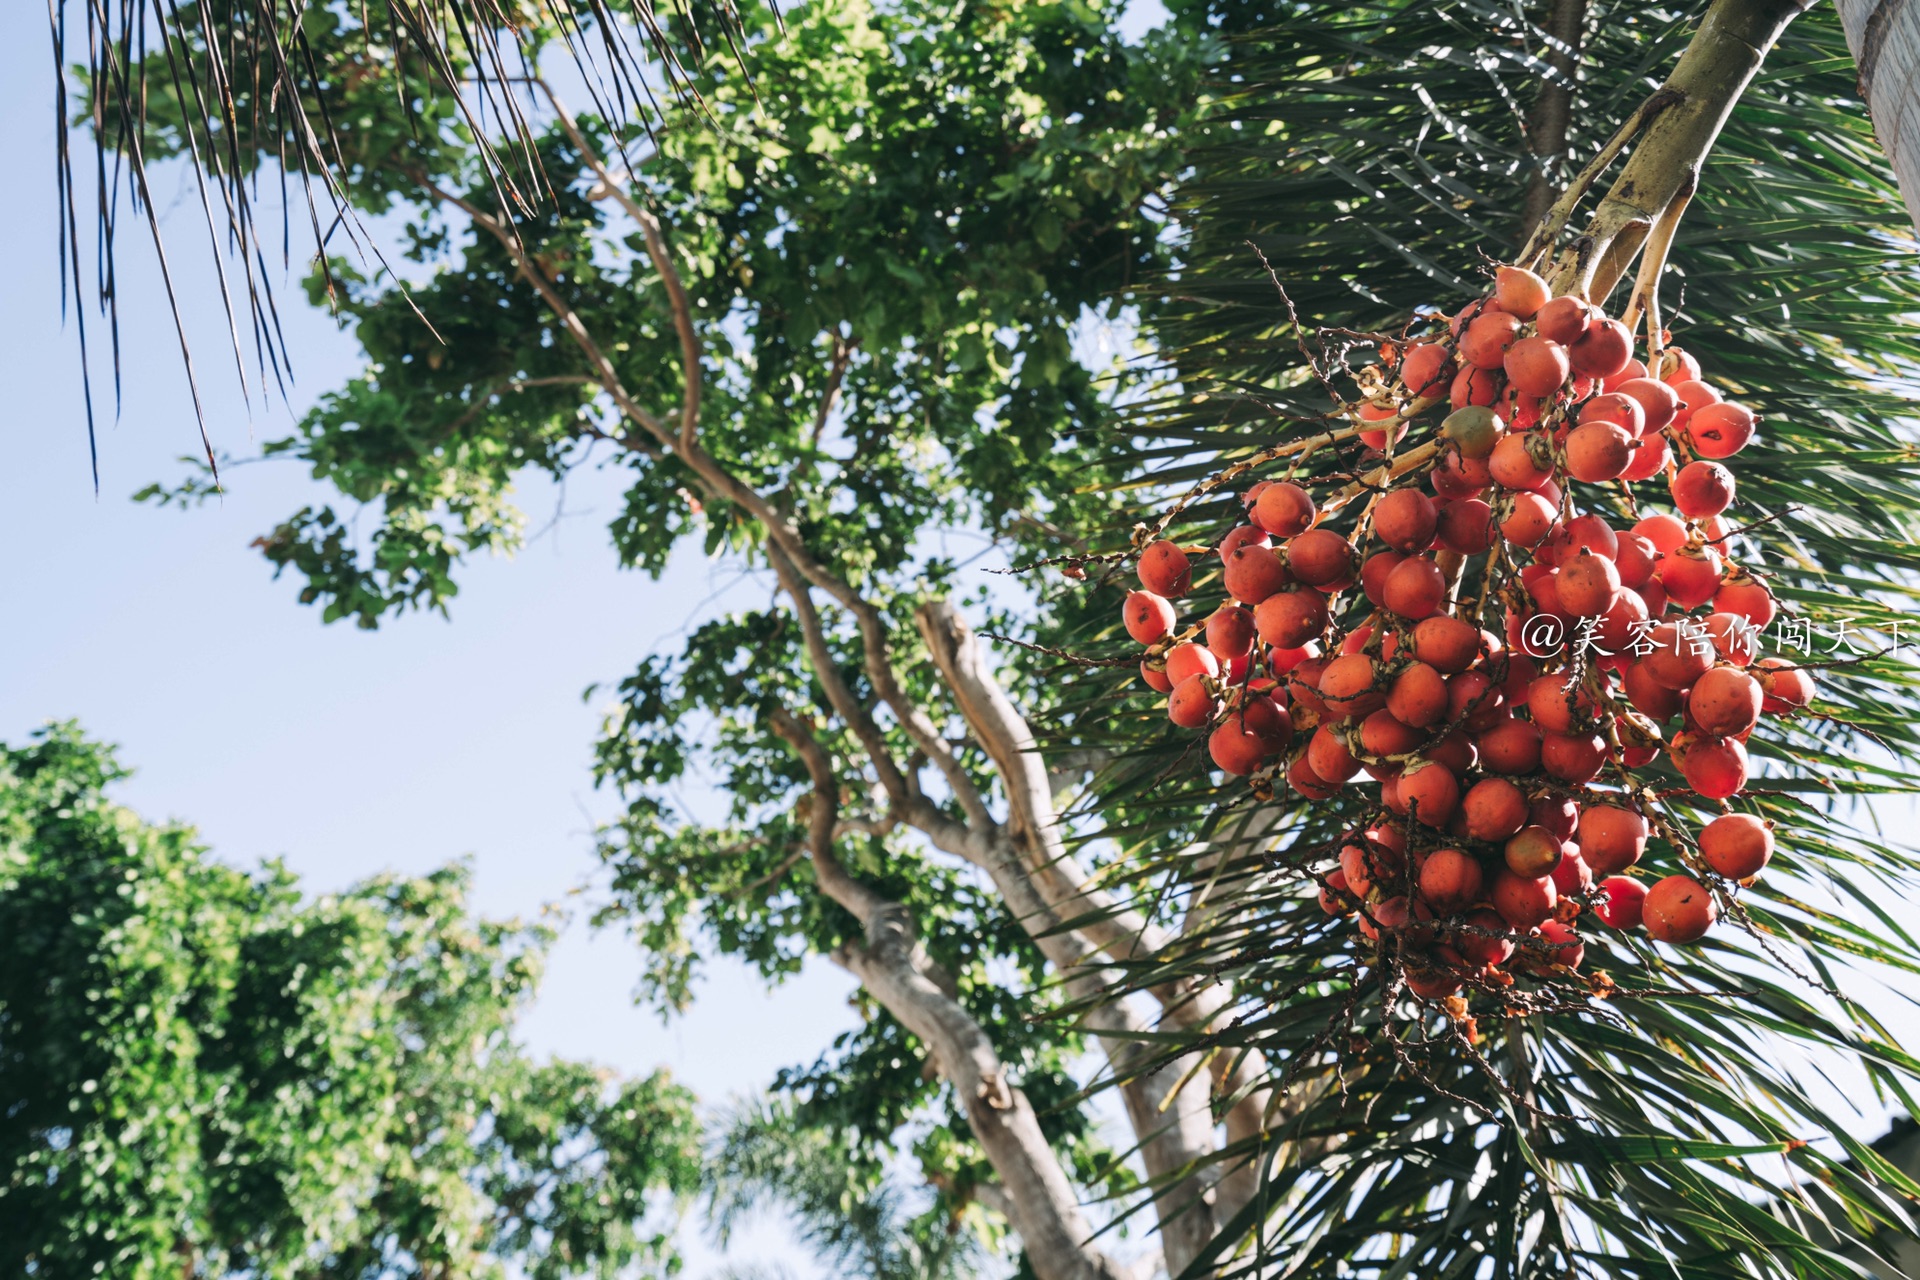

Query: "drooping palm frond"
<box><xmin>47</xmin><ymin>0</ymin><xmax>773</xmax><ymax>485</ymax></box>
<box><xmin>1025</xmin><ymin>1</ymin><xmax>1920</xmax><ymax>1273</ymax></box>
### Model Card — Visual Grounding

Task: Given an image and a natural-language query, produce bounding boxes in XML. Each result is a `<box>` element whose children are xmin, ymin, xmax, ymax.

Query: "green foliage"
<box><xmin>136</xmin><ymin>0</ymin><xmax>1196</xmax><ymax>625</ymax></box>
<box><xmin>0</xmin><ymin>723</ymin><xmax>701</xmax><ymax>1279</ymax></box>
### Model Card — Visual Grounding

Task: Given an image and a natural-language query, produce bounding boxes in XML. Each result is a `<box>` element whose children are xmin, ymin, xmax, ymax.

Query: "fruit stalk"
<box><xmin>1518</xmin><ymin>89</ymin><xmax>1679</xmax><ymax>273</ymax></box>
<box><xmin>1551</xmin><ymin>0</ymin><xmax>1817</xmax><ymax>302</ymax></box>
<box><xmin>1619</xmin><ymin>171</ymin><xmax>1697</xmax><ymax>353</ymax></box>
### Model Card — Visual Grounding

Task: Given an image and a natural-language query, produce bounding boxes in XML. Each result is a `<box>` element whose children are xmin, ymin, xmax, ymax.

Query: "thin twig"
<box><xmin>979</xmin><ymin>633</ymin><xmax>1142</xmax><ymax>669</ymax></box>
<box><xmin>533</xmin><ymin>79</ymin><xmax>703</xmax><ymax>448</ymax></box>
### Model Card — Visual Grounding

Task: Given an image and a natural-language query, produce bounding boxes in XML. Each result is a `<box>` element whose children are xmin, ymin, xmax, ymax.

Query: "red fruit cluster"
<box><xmin>1122</xmin><ymin>264</ymin><xmax>1810</xmax><ymax>994</ymax></box>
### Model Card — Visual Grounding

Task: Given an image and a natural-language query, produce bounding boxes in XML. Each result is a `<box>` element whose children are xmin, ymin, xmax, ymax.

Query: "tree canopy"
<box><xmin>0</xmin><ymin>723</ymin><xmax>703</xmax><ymax>1278</ymax></box>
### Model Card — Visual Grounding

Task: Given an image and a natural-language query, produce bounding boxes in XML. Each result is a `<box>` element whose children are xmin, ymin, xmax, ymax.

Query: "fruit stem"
<box><xmin>1143</xmin><ymin>405</ymin><xmax>1440</xmax><ymax>549</ymax></box>
<box><xmin>1619</xmin><ymin>171</ymin><xmax>1697</xmax><ymax>350</ymax></box>
<box><xmin>1550</xmin><ymin>0</ymin><xmax>1816</xmax><ymax>303</ymax></box>
<box><xmin>1436</xmin><ymin>548</ymin><xmax>1468</xmax><ymax>608</ymax></box>
<box><xmin>1519</xmin><ymin>88</ymin><xmax>1679</xmax><ymax>275</ymax></box>
<box><xmin>1320</xmin><ymin>440</ymin><xmax>1446</xmax><ymax>515</ymax></box>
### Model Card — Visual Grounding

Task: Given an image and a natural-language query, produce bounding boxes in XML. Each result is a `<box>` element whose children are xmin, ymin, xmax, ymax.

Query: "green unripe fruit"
<box><xmin>1443</xmin><ymin>405</ymin><xmax>1506</xmax><ymax>460</ymax></box>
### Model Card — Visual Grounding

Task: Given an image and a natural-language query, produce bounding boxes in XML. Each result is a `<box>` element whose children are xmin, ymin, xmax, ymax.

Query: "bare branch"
<box><xmin>417</xmin><ymin>175</ymin><xmax>681</xmax><ymax>446</ymax></box>
<box><xmin>811</xmin><ymin>333</ymin><xmax>856</xmax><ymax>449</ymax></box>
<box><xmin>766</xmin><ymin>709</ymin><xmax>891</xmax><ymax>923</ymax></box>
<box><xmin>533</xmin><ymin>81</ymin><xmax>703</xmax><ymax>448</ymax></box>
<box><xmin>418</xmin><ymin>170</ymin><xmax>998</xmax><ymax>847</ymax></box>
<box><xmin>767</xmin><ymin>543</ymin><xmax>918</xmax><ymax>807</ymax></box>
<box><xmin>1619</xmin><ymin>169</ymin><xmax>1697</xmax><ymax>345</ymax></box>
<box><xmin>1520</xmin><ymin>88</ymin><xmax>1679</xmax><ymax>271</ymax></box>
<box><xmin>1080</xmin><ymin>995</ymin><xmax>1223</xmax><ymax>1274</ymax></box>
<box><xmin>918</xmin><ymin>600</ymin><xmax>1273</xmax><ymax>1266</ymax></box>
<box><xmin>917</xmin><ymin>601</ymin><xmax>1174</xmax><ymax>965</ymax></box>
<box><xmin>766</xmin><ymin>707</ymin><xmax>1135</xmax><ymax>1280</ymax></box>
<box><xmin>834</xmin><ymin>925</ymin><xmax>1137</xmax><ymax>1280</ymax></box>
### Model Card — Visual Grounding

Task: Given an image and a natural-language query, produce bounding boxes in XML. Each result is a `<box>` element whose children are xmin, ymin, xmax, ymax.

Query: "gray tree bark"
<box><xmin>1837</xmin><ymin>0</ymin><xmax>1920</xmax><ymax>234</ymax></box>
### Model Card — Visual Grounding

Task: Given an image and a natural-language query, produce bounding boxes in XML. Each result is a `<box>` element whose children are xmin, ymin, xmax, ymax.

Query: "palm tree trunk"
<box><xmin>1836</xmin><ymin>0</ymin><xmax>1920</xmax><ymax>234</ymax></box>
<box><xmin>1519</xmin><ymin>0</ymin><xmax>1591</xmax><ymax>239</ymax></box>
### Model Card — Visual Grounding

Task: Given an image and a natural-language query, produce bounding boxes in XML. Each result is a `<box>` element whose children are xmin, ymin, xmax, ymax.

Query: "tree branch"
<box><xmin>1548</xmin><ymin>0</ymin><xmax>1816</xmax><ymax>301</ymax></box>
<box><xmin>834</xmin><ymin>926</ymin><xmax>1138</xmax><ymax>1280</ymax></box>
<box><xmin>1518</xmin><ymin>0</ymin><xmax>1590</xmax><ymax>240</ymax></box>
<box><xmin>916</xmin><ymin>600</ymin><xmax>1247</xmax><ymax>1271</ymax></box>
<box><xmin>1518</xmin><ymin>87</ymin><xmax>1680</xmax><ymax>273</ymax></box>
<box><xmin>421</xmin><ymin>163</ymin><xmax>1224</xmax><ymax>1276</ymax></box>
<box><xmin>926</xmin><ymin>603</ymin><xmax>1309</xmax><ymax>1230</ymax></box>
<box><xmin>766</xmin><ymin>709</ymin><xmax>892</xmax><ymax>924</ymax></box>
<box><xmin>767</xmin><ymin>542</ymin><xmax>919</xmax><ymax>811</ymax></box>
<box><xmin>416</xmin><ymin>168</ymin><xmax>999</xmax><ymax>850</ymax></box>
<box><xmin>444</xmin><ymin>374</ymin><xmax>598</xmax><ymax>434</ymax></box>
<box><xmin>533</xmin><ymin>81</ymin><xmax>702</xmax><ymax>449</ymax></box>
<box><xmin>915</xmin><ymin>601</ymin><xmax>1169</xmax><ymax>963</ymax></box>
<box><xmin>811</xmin><ymin>332</ymin><xmax>855</xmax><ymax>450</ymax></box>
<box><xmin>416</xmin><ymin>175</ymin><xmax>680</xmax><ymax>447</ymax></box>
<box><xmin>766</xmin><ymin>708</ymin><xmax>1136</xmax><ymax>1280</ymax></box>
<box><xmin>1619</xmin><ymin>168</ymin><xmax>1697</xmax><ymax>347</ymax></box>
<box><xmin>1080</xmin><ymin>995</ymin><xmax>1224</xmax><ymax>1275</ymax></box>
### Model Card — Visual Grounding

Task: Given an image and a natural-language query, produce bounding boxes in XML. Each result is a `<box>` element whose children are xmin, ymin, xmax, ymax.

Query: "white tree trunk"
<box><xmin>1838</xmin><ymin>0</ymin><xmax>1920</xmax><ymax>234</ymax></box>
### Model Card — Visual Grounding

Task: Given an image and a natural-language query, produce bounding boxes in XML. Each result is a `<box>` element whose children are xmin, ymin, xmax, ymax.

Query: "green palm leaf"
<box><xmin>1028</xmin><ymin>2</ymin><xmax>1920</xmax><ymax>1273</ymax></box>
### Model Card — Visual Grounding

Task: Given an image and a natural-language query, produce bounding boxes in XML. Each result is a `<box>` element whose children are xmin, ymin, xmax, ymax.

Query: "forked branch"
<box><xmin>434</xmin><ymin>135</ymin><xmax>1242</xmax><ymax>1278</ymax></box>
<box><xmin>767</xmin><ymin>708</ymin><xmax>1140</xmax><ymax>1280</ymax></box>
<box><xmin>1546</xmin><ymin>0</ymin><xmax>1815</xmax><ymax>301</ymax></box>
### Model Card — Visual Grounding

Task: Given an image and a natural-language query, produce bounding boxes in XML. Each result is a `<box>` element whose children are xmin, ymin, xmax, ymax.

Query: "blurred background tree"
<box><xmin>0</xmin><ymin>723</ymin><xmax>702</xmax><ymax>1278</ymax></box>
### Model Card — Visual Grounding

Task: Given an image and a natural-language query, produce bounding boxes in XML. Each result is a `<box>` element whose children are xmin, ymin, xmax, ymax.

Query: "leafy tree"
<box><xmin>114</xmin><ymin>3</ymin><xmax>1221</xmax><ymax>1276</ymax></box>
<box><xmin>53</xmin><ymin>0</ymin><xmax>1920</xmax><ymax>1276</ymax></box>
<box><xmin>0</xmin><ymin>723</ymin><xmax>702</xmax><ymax>1278</ymax></box>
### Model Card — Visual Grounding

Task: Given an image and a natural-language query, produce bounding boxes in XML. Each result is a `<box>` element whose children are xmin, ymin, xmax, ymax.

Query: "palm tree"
<box><xmin>1836</xmin><ymin>0</ymin><xmax>1920</xmax><ymax>232</ymax></box>
<box><xmin>703</xmin><ymin>1099</ymin><xmax>992</xmax><ymax>1280</ymax></box>
<box><xmin>1033</xmin><ymin>0</ymin><xmax>1920</xmax><ymax>1272</ymax></box>
<box><xmin>42</xmin><ymin>0</ymin><xmax>764</xmax><ymax>482</ymax></box>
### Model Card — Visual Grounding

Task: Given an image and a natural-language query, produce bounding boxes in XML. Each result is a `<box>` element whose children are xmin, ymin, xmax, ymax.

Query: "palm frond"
<box><xmin>705</xmin><ymin>1097</ymin><xmax>992</xmax><ymax>1280</ymax></box>
<box><xmin>48</xmin><ymin>0</ymin><xmax>774</xmax><ymax>486</ymax></box>
<box><xmin>1024</xmin><ymin>1</ymin><xmax>1920</xmax><ymax>1272</ymax></box>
